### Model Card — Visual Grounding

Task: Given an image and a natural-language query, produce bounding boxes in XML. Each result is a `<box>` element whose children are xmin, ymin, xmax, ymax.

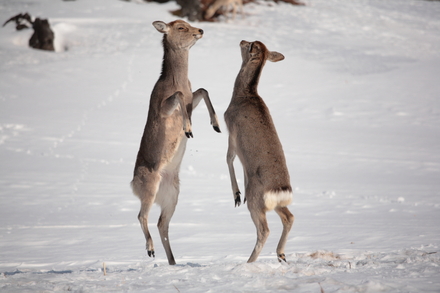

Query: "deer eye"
<box><xmin>178</xmin><ymin>27</ymin><xmax>185</xmax><ymax>31</ymax></box>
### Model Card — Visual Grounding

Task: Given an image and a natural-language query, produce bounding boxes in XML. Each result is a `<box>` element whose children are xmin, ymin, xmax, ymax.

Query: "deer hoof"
<box><xmin>278</xmin><ymin>253</ymin><xmax>287</xmax><ymax>262</ymax></box>
<box><xmin>235</xmin><ymin>191</ymin><xmax>241</xmax><ymax>207</ymax></box>
<box><xmin>213</xmin><ymin>125</ymin><xmax>221</xmax><ymax>133</ymax></box>
<box><xmin>185</xmin><ymin>131</ymin><xmax>193</xmax><ymax>138</ymax></box>
<box><xmin>147</xmin><ymin>250</ymin><xmax>155</xmax><ymax>258</ymax></box>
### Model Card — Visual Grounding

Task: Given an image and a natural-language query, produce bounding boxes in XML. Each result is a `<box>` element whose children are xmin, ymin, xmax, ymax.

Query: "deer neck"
<box><xmin>233</xmin><ymin>61</ymin><xmax>265</xmax><ymax>97</ymax></box>
<box><xmin>160</xmin><ymin>40</ymin><xmax>190</xmax><ymax>86</ymax></box>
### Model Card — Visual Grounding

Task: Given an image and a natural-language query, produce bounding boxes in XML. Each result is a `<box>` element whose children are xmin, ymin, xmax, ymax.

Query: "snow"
<box><xmin>1</xmin><ymin>0</ymin><xmax>440</xmax><ymax>291</ymax></box>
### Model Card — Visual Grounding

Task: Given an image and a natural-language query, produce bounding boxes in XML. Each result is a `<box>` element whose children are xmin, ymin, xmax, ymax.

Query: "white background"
<box><xmin>0</xmin><ymin>0</ymin><xmax>439</xmax><ymax>291</ymax></box>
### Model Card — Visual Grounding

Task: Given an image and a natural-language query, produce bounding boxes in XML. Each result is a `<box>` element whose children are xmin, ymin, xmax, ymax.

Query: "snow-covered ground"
<box><xmin>1</xmin><ymin>0</ymin><xmax>440</xmax><ymax>291</ymax></box>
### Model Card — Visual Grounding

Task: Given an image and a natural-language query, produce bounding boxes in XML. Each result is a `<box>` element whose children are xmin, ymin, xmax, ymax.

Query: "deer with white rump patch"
<box><xmin>131</xmin><ymin>20</ymin><xmax>221</xmax><ymax>265</ymax></box>
<box><xmin>224</xmin><ymin>40</ymin><xmax>294</xmax><ymax>263</ymax></box>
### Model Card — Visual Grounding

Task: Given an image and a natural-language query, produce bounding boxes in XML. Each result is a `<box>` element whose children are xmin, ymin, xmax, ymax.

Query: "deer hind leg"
<box><xmin>132</xmin><ymin>170</ymin><xmax>161</xmax><ymax>258</ymax></box>
<box><xmin>274</xmin><ymin>206</ymin><xmax>294</xmax><ymax>262</ymax></box>
<box><xmin>191</xmin><ymin>88</ymin><xmax>221</xmax><ymax>133</ymax></box>
<box><xmin>157</xmin><ymin>203</ymin><xmax>177</xmax><ymax>265</ymax></box>
<box><xmin>161</xmin><ymin>91</ymin><xmax>192</xmax><ymax>138</ymax></box>
<box><xmin>138</xmin><ymin>199</ymin><xmax>155</xmax><ymax>257</ymax></box>
<box><xmin>156</xmin><ymin>171</ymin><xmax>179</xmax><ymax>265</ymax></box>
<box><xmin>247</xmin><ymin>204</ymin><xmax>270</xmax><ymax>263</ymax></box>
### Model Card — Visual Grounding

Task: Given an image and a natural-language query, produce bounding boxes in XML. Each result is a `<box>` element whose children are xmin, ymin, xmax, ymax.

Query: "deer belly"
<box><xmin>155</xmin><ymin>136</ymin><xmax>188</xmax><ymax>206</ymax></box>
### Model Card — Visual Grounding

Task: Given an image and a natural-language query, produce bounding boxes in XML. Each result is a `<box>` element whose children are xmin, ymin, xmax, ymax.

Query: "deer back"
<box><xmin>225</xmin><ymin>40</ymin><xmax>290</xmax><ymax>193</ymax></box>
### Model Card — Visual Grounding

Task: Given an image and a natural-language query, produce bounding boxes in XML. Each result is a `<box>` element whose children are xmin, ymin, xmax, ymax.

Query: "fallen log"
<box><xmin>3</xmin><ymin>13</ymin><xmax>55</xmax><ymax>51</ymax></box>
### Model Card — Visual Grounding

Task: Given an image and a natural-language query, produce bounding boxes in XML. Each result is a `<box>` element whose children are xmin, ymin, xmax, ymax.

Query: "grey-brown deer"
<box><xmin>204</xmin><ymin>0</ymin><xmax>243</xmax><ymax>21</ymax></box>
<box><xmin>131</xmin><ymin>20</ymin><xmax>221</xmax><ymax>265</ymax></box>
<box><xmin>224</xmin><ymin>40</ymin><xmax>294</xmax><ymax>263</ymax></box>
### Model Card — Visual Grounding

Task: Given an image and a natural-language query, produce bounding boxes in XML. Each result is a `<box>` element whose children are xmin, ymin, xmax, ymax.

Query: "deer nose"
<box><xmin>199</xmin><ymin>29</ymin><xmax>204</xmax><ymax>35</ymax></box>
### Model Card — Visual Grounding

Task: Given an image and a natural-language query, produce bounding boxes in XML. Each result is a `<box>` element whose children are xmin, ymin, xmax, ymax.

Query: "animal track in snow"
<box><xmin>48</xmin><ymin>52</ymin><xmax>138</xmax><ymax>159</ymax></box>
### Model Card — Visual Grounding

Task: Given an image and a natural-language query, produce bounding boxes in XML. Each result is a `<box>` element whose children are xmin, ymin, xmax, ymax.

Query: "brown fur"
<box><xmin>224</xmin><ymin>40</ymin><xmax>294</xmax><ymax>263</ymax></box>
<box><xmin>131</xmin><ymin>20</ymin><xmax>220</xmax><ymax>265</ymax></box>
<box><xmin>204</xmin><ymin>0</ymin><xmax>243</xmax><ymax>20</ymax></box>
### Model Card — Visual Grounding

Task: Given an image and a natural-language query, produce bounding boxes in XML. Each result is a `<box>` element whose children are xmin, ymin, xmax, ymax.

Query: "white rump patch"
<box><xmin>264</xmin><ymin>190</ymin><xmax>292</xmax><ymax>210</ymax></box>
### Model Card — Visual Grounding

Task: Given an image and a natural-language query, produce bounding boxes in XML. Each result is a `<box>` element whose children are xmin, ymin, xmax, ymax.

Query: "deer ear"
<box><xmin>153</xmin><ymin>21</ymin><xmax>169</xmax><ymax>34</ymax></box>
<box><xmin>268</xmin><ymin>51</ymin><xmax>285</xmax><ymax>62</ymax></box>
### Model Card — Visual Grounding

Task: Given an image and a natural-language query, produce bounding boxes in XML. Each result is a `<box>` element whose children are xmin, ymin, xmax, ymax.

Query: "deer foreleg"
<box><xmin>227</xmin><ymin>135</ymin><xmax>241</xmax><ymax>206</ymax></box>
<box><xmin>192</xmin><ymin>88</ymin><xmax>221</xmax><ymax>133</ymax></box>
<box><xmin>161</xmin><ymin>91</ymin><xmax>193</xmax><ymax>138</ymax></box>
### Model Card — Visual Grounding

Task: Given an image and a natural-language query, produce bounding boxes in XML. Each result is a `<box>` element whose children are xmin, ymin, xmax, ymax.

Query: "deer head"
<box><xmin>233</xmin><ymin>40</ymin><xmax>285</xmax><ymax>96</ymax></box>
<box><xmin>153</xmin><ymin>20</ymin><xmax>204</xmax><ymax>50</ymax></box>
<box><xmin>239</xmin><ymin>40</ymin><xmax>284</xmax><ymax>66</ymax></box>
